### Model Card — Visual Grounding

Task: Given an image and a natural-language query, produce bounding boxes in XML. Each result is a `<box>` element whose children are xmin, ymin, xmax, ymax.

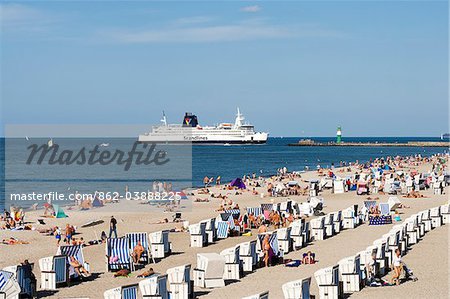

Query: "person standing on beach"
<box><xmin>109</xmin><ymin>216</ymin><xmax>118</xmax><ymax>238</ymax></box>
<box><xmin>65</xmin><ymin>224</ymin><xmax>72</xmax><ymax>244</ymax></box>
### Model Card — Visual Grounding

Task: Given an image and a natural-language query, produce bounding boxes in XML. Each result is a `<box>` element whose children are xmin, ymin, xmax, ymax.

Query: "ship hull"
<box><xmin>138</xmin><ymin>132</ymin><xmax>268</xmax><ymax>144</ymax></box>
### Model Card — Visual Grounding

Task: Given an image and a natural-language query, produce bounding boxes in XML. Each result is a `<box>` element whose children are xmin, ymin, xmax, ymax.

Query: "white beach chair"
<box><xmin>314</xmin><ymin>265</ymin><xmax>341</xmax><ymax>299</ymax></box>
<box><xmin>189</xmin><ymin>222</ymin><xmax>207</xmax><ymax>248</ymax></box>
<box><xmin>388</xmin><ymin>197</ymin><xmax>402</xmax><ymax>211</ymax></box>
<box><xmin>277</xmin><ymin>227</ymin><xmax>292</xmax><ymax>254</ymax></box>
<box><xmin>220</xmin><ymin>246</ymin><xmax>241</xmax><ymax>280</ymax></box>
<box><xmin>342</xmin><ymin>207</ymin><xmax>356</xmax><ymax>229</ymax></box>
<box><xmin>358</xmin><ymin>246</ymin><xmax>377</xmax><ymax>283</ymax></box>
<box><xmin>0</xmin><ymin>270</ymin><xmax>21</xmax><ymax>299</ymax></box>
<box><xmin>332</xmin><ymin>211</ymin><xmax>342</xmax><ymax>234</ymax></box>
<box><xmin>242</xmin><ymin>291</ymin><xmax>269</xmax><ymax>299</ymax></box>
<box><xmin>324</xmin><ymin>213</ymin><xmax>335</xmax><ymax>238</ymax></box>
<box><xmin>149</xmin><ymin>230</ymin><xmax>171</xmax><ymax>259</ymax></box>
<box><xmin>310</xmin><ymin>216</ymin><xmax>326</xmax><ymax>241</ymax></box>
<box><xmin>239</xmin><ymin>240</ymin><xmax>258</xmax><ymax>272</ymax></box>
<box><xmin>430</xmin><ymin>206</ymin><xmax>442</xmax><ymax>228</ymax></box>
<box><xmin>405</xmin><ymin>217</ymin><xmax>419</xmax><ymax>245</ymax></box>
<box><xmin>38</xmin><ymin>255</ymin><xmax>69</xmax><ymax>290</ymax></box>
<box><xmin>139</xmin><ymin>274</ymin><xmax>168</xmax><ymax>299</ymax></box>
<box><xmin>441</xmin><ymin>204</ymin><xmax>450</xmax><ymax>224</ymax></box>
<box><xmin>289</xmin><ymin>220</ymin><xmax>304</xmax><ymax>250</ymax></box>
<box><xmin>332</xmin><ymin>180</ymin><xmax>345</xmax><ymax>194</ymax></box>
<box><xmin>282</xmin><ymin>277</ymin><xmax>311</xmax><ymax>299</ymax></box>
<box><xmin>201</xmin><ymin>218</ymin><xmax>216</xmax><ymax>244</ymax></box>
<box><xmin>193</xmin><ymin>253</ymin><xmax>225</xmax><ymax>288</ymax></box>
<box><xmin>104</xmin><ymin>284</ymin><xmax>139</xmax><ymax>299</ymax></box>
<box><xmin>167</xmin><ymin>264</ymin><xmax>191</xmax><ymax>299</ymax></box>
<box><xmin>372</xmin><ymin>238</ymin><xmax>387</xmax><ymax>276</ymax></box>
<box><xmin>338</xmin><ymin>255</ymin><xmax>362</xmax><ymax>293</ymax></box>
<box><xmin>419</xmin><ymin>210</ymin><xmax>432</xmax><ymax>232</ymax></box>
<box><xmin>433</xmin><ymin>181</ymin><xmax>443</xmax><ymax>195</ymax></box>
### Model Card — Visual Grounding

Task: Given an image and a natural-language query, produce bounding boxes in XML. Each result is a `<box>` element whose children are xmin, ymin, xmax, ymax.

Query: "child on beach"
<box><xmin>55</xmin><ymin>226</ymin><xmax>61</xmax><ymax>245</ymax></box>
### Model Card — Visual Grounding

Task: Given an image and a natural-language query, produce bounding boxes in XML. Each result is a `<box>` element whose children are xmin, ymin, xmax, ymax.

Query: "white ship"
<box><xmin>139</xmin><ymin>108</ymin><xmax>268</xmax><ymax>144</ymax></box>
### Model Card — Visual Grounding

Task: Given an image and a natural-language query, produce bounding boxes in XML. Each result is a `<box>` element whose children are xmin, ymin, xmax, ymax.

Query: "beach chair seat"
<box><xmin>310</xmin><ymin>217</ymin><xmax>326</xmax><ymax>241</ymax></box>
<box><xmin>342</xmin><ymin>207</ymin><xmax>356</xmax><ymax>229</ymax></box>
<box><xmin>441</xmin><ymin>204</ymin><xmax>450</xmax><ymax>224</ymax></box>
<box><xmin>430</xmin><ymin>207</ymin><xmax>442</xmax><ymax>228</ymax></box>
<box><xmin>302</xmin><ymin>221</ymin><xmax>310</xmax><ymax>245</ymax></box>
<box><xmin>333</xmin><ymin>179</ymin><xmax>345</xmax><ymax>194</ymax></box>
<box><xmin>372</xmin><ymin>239</ymin><xmax>387</xmax><ymax>276</ymax></box>
<box><xmin>282</xmin><ymin>277</ymin><xmax>311</xmax><ymax>299</ymax></box>
<box><xmin>419</xmin><ymin>210</ymin><xmax>432</xmax><ymax>232</ymax></box>
<box><xmin>242</xmin><ymin>290</ymin><xmax>269</xmax><ymax>299</ymax></box>
<box><xmin>433</xmin><ymin>181</ymin><xmax>443</xmax><ymax>194</ymax></box>
<box><xmin>126</xmin><ymin>232</ymin><xmax>150</xmax><ymax>264</ymax></box>
<box><xmin>106</xmin><ymin>238</ymin><xmax>134</xmax><ymax>272</ymax></box>
<box><xmin>277</xmin><ymin>227</ymin><xmax>292</xmax><ymax>254</ymax></box>
<box><xmin>58</xmin><ymin>245</ymin><xmax>89</xmax><ymax>278</ymax></box>
<box><xmin>189</xmin><ymin>222</ymin><xmax>207</xmax><ymax>247</ymax></box>
<box><xmin>38</xmin><ymin>255</ymin><xmax>69</xmax><ymax>290</ymax></box>
<box><xmin>405</xmin><ymin>217</ymin><xmax>419</xmax><ymax>245</ymax></box>
<box><xmin>239</xmin><ymin>240</ymin><xmax>257</xmax><ymax>272</ymax></box>
<box><xmin>324</xmin><ymin>214</ymin><xmax>335</xmax><ymax>238</ymax></box>
<box><xmin>193</xmin><ymin>253</ymin><xmax>225</xmax><ymax>288</ymax></box>
<box><xmin>220</xmin><ymin>246</ymin><xmax>241</xmax><ymax>280</ymax></box>
<box><xmin>167</xmin><ymin>264</ymin><xmax>191</xmax><ymax>299</ymax></box>
<box><xmin>3</xmin><ymin>264</ymin><xmax>37</xmax><ymax>298</ymax></box>
<box><xmin>215</xmin><ymin>221</ymin><xmax>229</xmax><ymax>239</ymax></box>
<box><xmin>314</xmin><ymin>265</ymin><xmax>342</xmax><ymax>299</ymax></box>
<box><xmin>139</xmin><ymin>274</ymin><xmax>168</xmax><ymax>299</ymax></box>
<box><xmin>332</xmin><ymin>211</ymin><xmax>342</xmax><ymax>234</ymax></box>
<box><xmin>201</xmin><ymin>218</ymin><xmax>216</xmax><ymax>244</ymax></box>
<box><xmin>104</xmin><ymin>284</ymin><xmax>139</xmax><ymax>299</ymax></box>
<box><xmin>149</xmin><ymin>230</ymin><xmax>171</xmax><ymax>260</ymax></box>
<box><xmin>338</xmin><ymin>255</ymin><xmax>363</xmax><ymax>293</ymax></box>
<box><xmin>289</xmin><ymin>220</ymin><xmax>304</xmax><ymax>250</ymax></box>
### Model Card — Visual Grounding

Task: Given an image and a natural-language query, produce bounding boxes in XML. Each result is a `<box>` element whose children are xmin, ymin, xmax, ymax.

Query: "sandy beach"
<box><xmin>1</xmin><ymin>160</ymin><xmax>448</xmax><ymax>299</ymax></box>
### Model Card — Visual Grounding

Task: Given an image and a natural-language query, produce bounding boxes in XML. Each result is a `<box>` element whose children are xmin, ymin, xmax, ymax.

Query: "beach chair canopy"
<box><xmin>230</xmin><ymin>178</ymin><xmax>246</xmax><ymax>189</ymax></box>
<box><xmin>0</xmin><ymin>270</ymin><xmax>21</xmax><ymax>299</ymax></box>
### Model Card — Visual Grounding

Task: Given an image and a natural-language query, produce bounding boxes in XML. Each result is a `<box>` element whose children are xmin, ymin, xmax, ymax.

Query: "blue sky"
<box><xmin>1</xmin><ymin>1</ymin><xmax>448</xmax><ymax>137</ymax></box>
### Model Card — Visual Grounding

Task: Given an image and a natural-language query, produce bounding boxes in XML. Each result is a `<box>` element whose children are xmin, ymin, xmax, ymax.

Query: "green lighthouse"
<box><xmin>336</xmin><ymin>126</ymin><xmax>342</xmax><ymax>144</ymax></box>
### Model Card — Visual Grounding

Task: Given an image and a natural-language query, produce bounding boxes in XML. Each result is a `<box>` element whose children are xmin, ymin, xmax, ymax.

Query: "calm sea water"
<box><xmin>0</xmin><ymin>137</ymin><xmax>447</xmax><ymax>208</ymax></box>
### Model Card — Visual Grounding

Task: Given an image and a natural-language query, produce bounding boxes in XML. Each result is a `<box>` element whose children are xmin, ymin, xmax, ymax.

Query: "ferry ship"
<box><xmin>138</xmin><ymin>108</ymin><xmax>268</xmax><ymax>144</ymax></box>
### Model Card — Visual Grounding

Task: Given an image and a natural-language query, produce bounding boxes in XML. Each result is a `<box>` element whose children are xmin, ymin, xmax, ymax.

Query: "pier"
<box><xmin>288</xmin><ymin>139</ymin><xmax>450</xmax><ymax>147</ymax></box>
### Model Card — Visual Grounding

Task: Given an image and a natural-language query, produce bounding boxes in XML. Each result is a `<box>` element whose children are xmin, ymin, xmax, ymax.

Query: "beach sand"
<box><xmin>1</xmin><ymin>162</ymin><xmax>448</xmax><ymax>299</ymax></box>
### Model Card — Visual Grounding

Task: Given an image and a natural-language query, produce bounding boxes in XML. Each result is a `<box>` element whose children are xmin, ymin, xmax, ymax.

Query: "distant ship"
<box><xmin>138</xmin><ymin>108</ymin><xmax>268</xmax><ymax>144</ymax></box>
<box><xmin>441</xmin><ymin>133</ymin><xmax>450</xmax><ymax>140</ymax></box>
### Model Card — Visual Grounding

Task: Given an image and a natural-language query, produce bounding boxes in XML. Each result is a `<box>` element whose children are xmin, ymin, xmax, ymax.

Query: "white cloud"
<box><xmin>101</xmin><ymin>20</ymin><xmax>344</xmax><ymax>44</ymax></box>
<box><xmin>172</xmin><ymin>16</ymin><xmax>214</xmax><ymax>26</ymax></box>
<box><xmin>0</xmin><ymin>3</ymin><xmax>56</xmax><ymax>33</ymax></box>
<box><xmin>102</xmin><ymin>23</ymin><xmax>293</xmax><ymax>43</ymax></box>
<box><xmin>240</xmin><ymin>5</ymin><xmax>262</xmax><ymax>13</ymax></box>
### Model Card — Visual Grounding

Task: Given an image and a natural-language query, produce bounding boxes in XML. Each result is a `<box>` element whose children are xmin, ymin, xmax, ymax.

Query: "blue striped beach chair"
<box><xmin>58</xmin><ymin>245</ymin><xmax>85</xmax><ymax>278</ymax></box>
<box><xmin>246</xmin><ymin>207</ymin><xmax>262</xmax><ymax>217</ymax></box>
<box><xmin>106</xmin><ymin>238</ymin><xmax>134</xmax><ymax>272</ymax></box>
<box><xmin>0</xmin><ymin>270</ymin><xmax>21</xmax><ymax>299</ymax></box>
<box><xmin>260</xmin><ymin>203</ymin><xmax>274</xmax><ymax>212</ymax></box>
<box><xmin>122</xmin><ymin>284</ymin><xmax>138</xmax><ymax>299</ymax></box>
<box><xmin>225</xmin><ymin>209</ymin><xmax>241</xmax><ymax>218</ymax></box>
<box><xmin>379</xmin><ymin>203</ymin><xmax>390</xmax><ymax>216</ymax></box>
<box><xmin>364</xmin><ymin>201</ymin><xmax>377</xmax><ymax>210</ymax></box>
<box><xmin>216</xmin><ymin>221</ymin><xmax>229</xmax><ymax>239</ymax></box>
<box><xmin>126</xmin><ymin>232</ymin><xmax>150</xmax><ymax>264</ymax></box>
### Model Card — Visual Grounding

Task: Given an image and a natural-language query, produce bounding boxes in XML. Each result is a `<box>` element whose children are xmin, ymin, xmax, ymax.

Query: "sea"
<box><xmin>0</xmin><ymin>137</ymin><xmax>447</xmax><ymax>209</ymax></box>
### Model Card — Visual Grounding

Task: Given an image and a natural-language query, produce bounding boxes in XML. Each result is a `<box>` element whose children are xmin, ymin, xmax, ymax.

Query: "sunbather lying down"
<box><xmin>69</xmin><ymin>256</ymin><xmax>91</xmax><ymax>277</ymax></box>
<box><xmin>137</xmin><ymin>267</ymin><xmax>154</xmax><ymax>278</ymax></box>
<box><xmin>403</xmin><ymin>191</ymin><xmax>428</xmax><ymax>198</ymax></box>
<box><xmin>2</xmin><ymin>237</ymin><xmax>29</xmax><ymax>245</ymax></box>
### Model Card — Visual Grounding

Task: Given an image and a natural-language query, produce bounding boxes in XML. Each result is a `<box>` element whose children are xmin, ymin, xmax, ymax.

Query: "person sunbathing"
<box><xmin>2</xmin><ymin>237</ymin><xmax>29</xmax><ymax>245</ymax></box>
<box><xmin>132</xmin><ymin>241</ymin><xmax>145</xmax><ymax>264</ymax></box>
<box><xmin>137</xmin><ymin>267</ymin><xmax>155</xmax><ymax>278</ymax></box>
<box><xmin>69</xmin><ymin>256</ymin><xmax>90</xmax><ymax>277</ymax></box>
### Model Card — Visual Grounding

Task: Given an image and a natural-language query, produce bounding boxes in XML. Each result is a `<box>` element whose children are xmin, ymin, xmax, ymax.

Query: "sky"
<box><xmin>0</xmin><ymin>1</ymin><xmax>448</xmax><ymax>137</ymax></box>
